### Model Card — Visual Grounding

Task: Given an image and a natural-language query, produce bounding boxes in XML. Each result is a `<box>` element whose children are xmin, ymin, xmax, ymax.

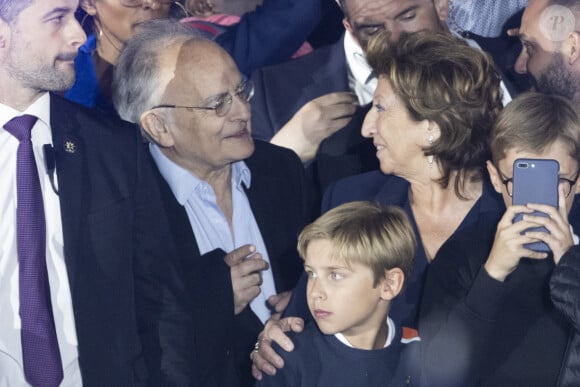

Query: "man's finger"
<box><xmin>224</xmin><ymin>244</ymin><xmax>256</xmax><ymax>266</ymax></box>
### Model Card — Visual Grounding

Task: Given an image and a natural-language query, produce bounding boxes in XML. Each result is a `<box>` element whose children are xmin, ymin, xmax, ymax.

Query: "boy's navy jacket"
<box><xmin>255</xmin><ymin>321</ymin><xmax>421</xmax><ymax>387</ymax></box>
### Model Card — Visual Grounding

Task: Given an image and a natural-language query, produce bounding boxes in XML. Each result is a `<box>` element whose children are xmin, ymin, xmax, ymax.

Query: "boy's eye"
<box><xmin>305</xmin><ymin>269</ymin><xmax>317</xmax><ymax>279</ymax></box>
<box><xmin>330</xmin><ymin>272</ymin><xmax>344</xmax><ymax>281</ymax></box>
<box><xmin>374</xmin><ymin>103</ymin><xmax>385</xmax><ymax>112</ymax></box>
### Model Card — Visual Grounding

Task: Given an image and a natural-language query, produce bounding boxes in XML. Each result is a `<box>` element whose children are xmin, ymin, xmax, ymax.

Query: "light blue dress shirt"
<box><xmin>150</xmin><ymin>144</ymin><xmax>276</xmax><ymax>323</ymax></box>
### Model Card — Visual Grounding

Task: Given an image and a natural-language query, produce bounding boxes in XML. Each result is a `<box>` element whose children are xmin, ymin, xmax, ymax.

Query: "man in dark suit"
<box><xmin>251</xmin><ymin>0</ymin><xmax>514</xmax><ymax>197</ymax></box>
<box><xmin>0</xmin><ymin>1</ymin><xmax>190</xmax><ymax>386</ymax></box>
<box><xmin>113</xmin><ymin>20</ymin><xmax>315</xmax><ymax>387</ymax></box>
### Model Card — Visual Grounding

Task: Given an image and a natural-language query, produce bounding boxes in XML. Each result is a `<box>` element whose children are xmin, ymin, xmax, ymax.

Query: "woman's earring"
<box><xmin>427</xmin><ymin>134</ymin><xmax>434</xmax><ymax>168</ymax></box>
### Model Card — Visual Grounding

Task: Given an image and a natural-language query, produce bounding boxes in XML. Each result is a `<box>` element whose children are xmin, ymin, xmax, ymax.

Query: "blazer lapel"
<box><xmin>50</xmin><ymin>95</ymin><xmax>85</xmax><ymax>290</ymax></box>
<box><xmin>298</xmin><ymin>38</ymin><xmax>350</xmax><ymax>111</ymax></box>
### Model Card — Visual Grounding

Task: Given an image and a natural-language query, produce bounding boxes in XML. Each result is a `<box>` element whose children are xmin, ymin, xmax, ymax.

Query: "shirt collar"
<box><xmin>344</xmin><ymin>33</ymin><xmax>376</xmax><ymax>98</ymax></box>
<box><xmin>0</xmin><ymin>92</ymin><xmax>51</xmax><ymax>129</ymax></box>
<box><xmin>335</xmin><ymin>316</ymin><xmax>396</xmax><ymax>348</ymax></box>
<box><xmin>231</xmin><ymin>159</ymin><xmax>252</xmax><ymax>191</ymax></box>
<box><xmin>149</xmin><ymin>143</ymin><xmax>252</xmax><ymax>204</ymax></box>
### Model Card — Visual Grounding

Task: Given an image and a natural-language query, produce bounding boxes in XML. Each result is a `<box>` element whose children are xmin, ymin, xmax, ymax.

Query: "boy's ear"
<box><xmin>379</xmin><ymin>267</ymin><xmax>404</xmax><ymax>301</ymax></box>
<box><xmin>140</xmin><ymin>111</ymin><xmax>174</xmax><ymax>147</ymax></box>
<box><xmin>486</xmin><ymin>160</ymin><xmax>504</xmax><ymax>194</ymax></box>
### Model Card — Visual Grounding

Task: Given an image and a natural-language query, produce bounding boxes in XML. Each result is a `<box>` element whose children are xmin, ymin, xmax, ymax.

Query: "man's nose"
<box><xmin>514</xmin><ymin>49</ymin><xmax>528</xmax><ymax>74</ymax></box>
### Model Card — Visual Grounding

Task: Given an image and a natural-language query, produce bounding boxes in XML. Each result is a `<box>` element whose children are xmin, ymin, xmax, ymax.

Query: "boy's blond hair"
<box><xmin>297</xmin><ymin>201</ymin><xmax>416</xmax><ymax>287</ymax></box>
<box><xmin>491</xmin><ymin>92</ymin><xmax>580</xmax><ymax>165</ymax></box>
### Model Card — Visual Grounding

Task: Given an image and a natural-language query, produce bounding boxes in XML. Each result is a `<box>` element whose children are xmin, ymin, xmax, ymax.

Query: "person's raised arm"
<box><xmin>270</xmin><ymin>92</ymin><xmax>358</xmax><ymax>162</ymax></box>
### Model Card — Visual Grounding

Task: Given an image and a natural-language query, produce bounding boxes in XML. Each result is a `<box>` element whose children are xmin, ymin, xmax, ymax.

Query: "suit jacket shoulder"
<box><xmin>49</xmin><ymin>94</ymin><xmax>191</xmax><ymax>386</ymax></box>
<box><xmin>250</xmin><ymin>39</ymin><xmax>349</xmax><ymax>141</ymax></box>
<box><xmin>322</xmin><ymin>171</ymin><xmax>408</xmax><ymax>212</ymax></box>
<box><xmin>245</xmin><ymin>140</ymin><xmax>316</xmax><ymax>291</ymax></box>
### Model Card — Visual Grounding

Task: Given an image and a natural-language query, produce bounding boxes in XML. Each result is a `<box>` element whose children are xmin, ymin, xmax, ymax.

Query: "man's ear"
<box><xmin>140</xmin><ymin>111</ymin><xmax>174</xmax><ymax>147</ymax></box>
<box><xmin>0</xmin><ymin>18</ymin><xmax>10</xmax><ymax>50</ymax></box>
<box><xmin>563</xmin><ymin>31</ymin><xmax>580</xmax><ymax>66</ymax></box>
<box><xmin>343</xmin><ymin>18</ymin><xmax>362</xmax><ymax>46</ymax></box>
<box><xmin>433</xmin><ymin>0</ymin><xmax>449</xmax><ymax>22</ymax></box>
<box><xmin>379</xmin><ymin>267</ymin><xmax>404</xmax><ymax>301</ymax></box>
<box><xmin>487</xmin><ymin>160</ymin><xmax>504</xmax><ymax>194</ymax></box>
<box><xmin>80</xmin><ymin>0</ymin><xmax>97</xmax><ymax>16</ymax></box>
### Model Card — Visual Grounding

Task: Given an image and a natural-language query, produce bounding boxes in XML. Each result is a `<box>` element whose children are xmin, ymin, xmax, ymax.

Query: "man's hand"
<box><xmin>250</xmin><ymin>317</ymin><xmax>304</xmax><ymax>380</ymax></box>
<box><xmin>184</xmin><ymin>0</ymin><xmax>214</xmax><ymax>17</ymax></box>
<box><xmin>224</xmin><ymin>244</ymin><xmax>269</xmax><ymax>315</ymax></box>
<box><xmin>507</xmin><ymin>27</ymin><xmax>520</xmax><ymax>37</ymax></box>
<box><xmin>267</xmin><ymin>291</ymin><xmax>292</xmax><ymax>320</ymax></box>
<box><xmin>271</xmin><ymin>92</ymin><xmax>358</xmax><ymax>162</ymax></box>
<box><xmin>484</xmin><ymin>205</ymin><xmax>547</xmax><ymax>281</ymax></box>
<box><xmin>523</xmin><ymin>187</ymin><xmax>574</xmax><ymax>264</ymax></box>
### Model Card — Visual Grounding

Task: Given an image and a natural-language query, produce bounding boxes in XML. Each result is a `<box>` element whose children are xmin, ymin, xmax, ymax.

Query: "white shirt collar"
<box><xmin>149</xmin><ymin>143</ymin><xmax>251</xmax><ymax>204</ymax></box>
<box><xmin>334</xmin><ymin>316</ymin><xmax>396</xmax><ymax>349</ymax></box>
<box><xmin>343</xmin><ymin>32</ymin><xmax>377</xmax><ymax>106</ymax></box>
<box><xmin>0</xmin><ymin>92</ymin><xmax>51</xmax><ymax>129</ymax></box>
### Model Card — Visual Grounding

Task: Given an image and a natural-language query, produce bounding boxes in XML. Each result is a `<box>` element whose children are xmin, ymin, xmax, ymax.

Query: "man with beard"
<box><xmin>515</xmin><ymin>0</ymin><xmax>580</xmax><ymax>103</ymax></box>
<box><xmin>0</xmin><ymin>0</ymin><xmax>191</xmax><ymax>385</ymax></box>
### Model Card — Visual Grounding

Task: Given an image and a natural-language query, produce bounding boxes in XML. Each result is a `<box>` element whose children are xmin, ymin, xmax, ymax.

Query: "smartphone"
<box><xmin>512</xmin><ymin>158</ymin><xmax>559</xmax><ymax>252</ymax></box>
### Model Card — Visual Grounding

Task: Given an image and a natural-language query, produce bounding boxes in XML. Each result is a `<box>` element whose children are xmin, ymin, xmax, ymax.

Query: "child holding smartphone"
<box><xmin>421</xmin><ymin>92</ymin><xmax>580</xmax><ymax>386</ymax></box>
<box><xmin>255</xmin><ymin>201</ymin><xmax>420</xmax><ymax>386</ymax></box>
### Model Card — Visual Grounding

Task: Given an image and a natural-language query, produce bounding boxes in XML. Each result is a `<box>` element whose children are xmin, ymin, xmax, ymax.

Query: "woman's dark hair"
<box><xmin>366</xmin><ymin>30</ymin><xmax>503</xmax><ymax>197</ymax></box>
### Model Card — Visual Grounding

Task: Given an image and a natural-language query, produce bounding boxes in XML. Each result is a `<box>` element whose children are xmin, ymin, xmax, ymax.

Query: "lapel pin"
<box><xmin>64</xmin><ymin>140</ymin><xmax>76</xmax><ymax>154</ymax></box>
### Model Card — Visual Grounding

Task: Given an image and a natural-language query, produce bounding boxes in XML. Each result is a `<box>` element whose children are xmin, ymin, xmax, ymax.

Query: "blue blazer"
<box><xmin>50</xmin><ymin>94</ymin><xmax>190</xmax><ymax>386</ymax></box>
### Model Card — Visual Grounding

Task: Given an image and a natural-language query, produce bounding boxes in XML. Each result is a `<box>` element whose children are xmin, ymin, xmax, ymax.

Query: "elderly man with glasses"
<box><xmin>113</xmin><ymin>20</ymin><xmax>316</xmax><ymax>387</ymax></box>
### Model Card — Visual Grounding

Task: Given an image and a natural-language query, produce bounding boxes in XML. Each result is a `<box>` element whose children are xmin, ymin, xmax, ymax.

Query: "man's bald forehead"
<box><xmin>175</xmin><ymin>38</ymin><xmax>226</xmax><ymax>67</ymax></box>
<box><xmin>159</xmin><ymin>37</ymin><xmax>234</xmax><ymax>102</ymax></box>
<box><xmin>342</xmin><ymin>0</ymin><xmax>432</xmax><ymax>13</ymax></box>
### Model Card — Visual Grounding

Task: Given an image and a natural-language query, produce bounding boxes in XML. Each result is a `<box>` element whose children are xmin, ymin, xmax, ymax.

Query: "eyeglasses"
<box><xmin>151</xmin><ymin>79</ymin><xmax>255</xmax><ymax>117</ymax></box>
<box><xmin>120</xmin><ymin>0</ymin><xmax>174</xmax><ymax>7</ymax></box>
<box><xmin>496</xmin><ymin>166</ymin><xmax>580</xmax><ymax>198</ymax></box>
<box><xmin>119</xmin><ymin>1</ymin><xmax>190</xmax><ymax>18</ymax></box>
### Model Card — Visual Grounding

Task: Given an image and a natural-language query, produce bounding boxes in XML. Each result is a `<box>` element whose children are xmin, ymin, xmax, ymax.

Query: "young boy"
<box><xmin>255</xmin><ymin>201</ymin><xmax>420</xmax><ymax>386</ymax></box>
<box><xmin>420</xmin><ymin>92</ymin><xmax>580</xmax><ymax>386</ymax></box>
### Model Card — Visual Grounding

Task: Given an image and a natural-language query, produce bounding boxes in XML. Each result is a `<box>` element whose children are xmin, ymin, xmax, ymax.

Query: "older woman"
<box><xmin>251</xmin><ymin>30</ymin><xmax>505</xmax><ymax>379</ymax></box>
<box><xmin>65</xmin><ymin>0</ymin><xmax>324</xmax><ymax>112</ymax></box>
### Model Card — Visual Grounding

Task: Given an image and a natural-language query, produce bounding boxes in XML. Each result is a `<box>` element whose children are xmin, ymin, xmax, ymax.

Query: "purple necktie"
<box><xmin>5</xmin><ymin>115</ymin><xmax>63</xmax><ymax>387</ymax></box>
